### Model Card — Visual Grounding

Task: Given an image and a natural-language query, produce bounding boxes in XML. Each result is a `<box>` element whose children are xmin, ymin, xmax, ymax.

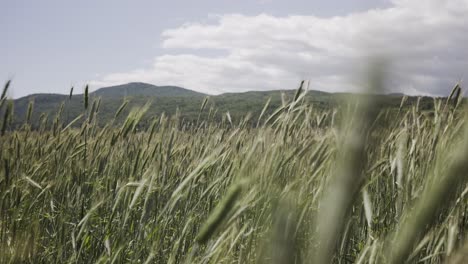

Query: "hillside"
<box><xmin>92</xmin><ymin>82</ymin><xmax>206</xmax><ymax>97</ymax></box>
<box><xmin>7</xmin><ymin>82</ymin><xmax>436</xmax><ymax>128</ymax></box>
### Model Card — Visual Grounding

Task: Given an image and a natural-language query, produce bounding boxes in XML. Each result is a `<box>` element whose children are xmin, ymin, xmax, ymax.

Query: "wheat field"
<box><xmin>0</xmin><ymin>79</ymin><xmax>467</xmax><ymax>263</ymax></box>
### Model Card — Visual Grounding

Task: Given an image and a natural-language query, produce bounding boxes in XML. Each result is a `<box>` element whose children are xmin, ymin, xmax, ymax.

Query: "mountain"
<box><xmin>92</xmin><ymin>82</ymin><xmax>206</xmax><ymax>97</ymax></box>
<box><xmin>5</xmin><ymin>82</ymin><xmax>436</xmax><ymax>129</ymax></box>
<box><xmin>9</xmin><ymin>82</ymin><xmax>205</xmax><ymax>126</ymax></box>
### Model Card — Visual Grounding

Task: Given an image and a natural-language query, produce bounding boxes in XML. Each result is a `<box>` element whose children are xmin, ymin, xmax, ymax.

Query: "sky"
<box><xmin>2</xmin><ymin>0</ymin><xmax>467</xmax><ymax>98</ymax></box>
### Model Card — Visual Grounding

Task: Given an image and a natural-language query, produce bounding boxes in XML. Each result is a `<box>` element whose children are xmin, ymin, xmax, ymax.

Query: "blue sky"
<box><xmin>2</xmin><ymin>0</ymin><xmax>467</xmax><ymax>97</ymax></box>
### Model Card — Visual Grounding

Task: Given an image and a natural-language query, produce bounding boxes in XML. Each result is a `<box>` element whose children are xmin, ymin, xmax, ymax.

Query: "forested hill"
<box><xmin>91</xmin><ymin>82</ymin><xmax>206</xmax><ymax>97</ymax></box>
<box><xmin>7</xmin><ymin>82</ymin><xmax>437</xmax><ymax>128</ymax></box>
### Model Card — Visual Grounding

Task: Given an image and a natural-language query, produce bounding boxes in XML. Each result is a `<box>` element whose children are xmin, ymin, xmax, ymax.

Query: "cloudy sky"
<box><xmin>2</xmin><ymin>0</ymin><xmax>467</xmax><ymax>98</ymax></box>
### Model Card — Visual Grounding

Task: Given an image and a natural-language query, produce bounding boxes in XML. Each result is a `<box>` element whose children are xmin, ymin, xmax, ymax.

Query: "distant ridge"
<box><xmin>92</xmin><ymin>82</ymin><xmax>206</xmax><ymax>97</ymax></box>
<box><xmin>7</xmin><ymin>81</ymin><xmax>439</xmax><ymax>129</ymax></box>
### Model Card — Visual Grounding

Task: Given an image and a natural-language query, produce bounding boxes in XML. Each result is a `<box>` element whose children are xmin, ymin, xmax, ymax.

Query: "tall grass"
<box><xmin>0</xmin><ymin>80</ymin><xmax>467</xmax><ymax>263</ymax></box>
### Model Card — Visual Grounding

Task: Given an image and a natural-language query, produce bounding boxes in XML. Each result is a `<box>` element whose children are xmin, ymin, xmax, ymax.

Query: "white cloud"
<box><xmin>91</xmin><ymin>0</ymin><xmax>468</xmax><ymax>96</ymax></box>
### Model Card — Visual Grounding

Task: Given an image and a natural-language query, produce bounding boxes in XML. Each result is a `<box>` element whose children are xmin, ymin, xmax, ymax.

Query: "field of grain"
<box><xmin>1</xmin><ymin>80</ymin><xmax>467</xmax><ymax>263</ymax></box>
